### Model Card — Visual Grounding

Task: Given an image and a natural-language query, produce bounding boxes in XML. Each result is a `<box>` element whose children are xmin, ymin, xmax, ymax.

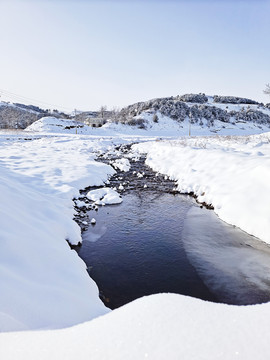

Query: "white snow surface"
<box><xmin>26</xmin><ymin>112</ymin><xmax>270</xmax><ymax>137</ymax></box>
<box><xmin>26</xmin><ymin>117</ymin><xmax>89</xmax><ymax>134</ymax></box>
<box><xmin>133</xmin><ymin>133</ymin><xmax>270</xmax><ymax>244</ymax></box>
<box><xmin>2</xmin><ymin>293</ymin><xmax>270</xmax><ymax>360</ymax></box>
<box><xmin>0</xmin><ymin>118</ymin><xmax>270</xmax><ymax>359</ymax></box>
<box><xmin>0</xmin><ymin>133</ymin><xmax>121</xmax><ymax>332</ymax></box>
<box><xmin>111</xmin><ymin>157</ymin><xmax>131</xmax><ymax>172</ymax></box>
<box><xmin>87</xmin><ymin>187</ymin><xmax>123</xmax><ymax>205</ymax></box>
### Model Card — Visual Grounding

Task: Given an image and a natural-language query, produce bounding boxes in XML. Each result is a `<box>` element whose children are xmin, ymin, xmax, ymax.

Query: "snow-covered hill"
<box><xmin>5</xmin><ymin>93</ymin><xmax>270</xmax><ymax>136</ymax></box>
<box><xmin>116</xmin><ymin>94</ymin><xmax>270</xmax><ymax>136</ymax></box>
<box><xmin>0</xmin><ymin>102</ymin><xmax>67</xmax><ymax>129</ymax></box>
<box><xmin>26</xmin><ymin>117</ymin><xmax>87</xmax><ymax>133</ymax></box>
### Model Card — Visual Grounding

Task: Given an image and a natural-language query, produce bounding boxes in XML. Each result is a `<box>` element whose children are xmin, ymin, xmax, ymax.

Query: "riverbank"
<box><xmin>133</xmin><ymin>133</ymin><xmax>270</xmax><ymax>244</ymax></box>
<box><xmin>0</xmin><ymin>130</ymin><xmax>270</xmax><ymax>359</ymax></box>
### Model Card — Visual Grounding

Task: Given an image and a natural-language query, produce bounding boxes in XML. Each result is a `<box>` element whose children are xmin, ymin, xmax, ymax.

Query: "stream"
<box><xmin>75</xmin><ymin>146</ymin><xmax>270</xmax><ymax>309</ymax></box>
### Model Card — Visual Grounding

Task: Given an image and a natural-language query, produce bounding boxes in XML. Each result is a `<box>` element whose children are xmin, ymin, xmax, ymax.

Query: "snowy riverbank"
<box><xmin>133</xmin><ymin>133</ymin><xmax>270</xmax><ymax>244</ymax></box>
<box><xmin>0</xmin><ymin>125</ymin><xmax>270</xmax><ymax>359</ymax></box>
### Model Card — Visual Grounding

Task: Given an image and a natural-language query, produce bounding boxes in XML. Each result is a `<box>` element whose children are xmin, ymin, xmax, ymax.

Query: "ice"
<box><xmin>83</xmin><ymin>223</ymin><xmax>107</xmax><ymax>243</ymax></box>
<box><xmin>182</xmin><ymin>207</ymin><xmax>270</xmax><ymax>304</ymax></box>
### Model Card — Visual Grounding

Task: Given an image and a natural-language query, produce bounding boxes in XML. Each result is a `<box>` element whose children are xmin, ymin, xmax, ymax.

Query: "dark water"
<box><xmin>77</xmin><ymin>190</ymin><xmax>270</xmax><ymax>309</ymax></box>
<box><xmin>78</xmin><ymin>192</ymin><xmax>217</xmax><ymax>309</ymax></box>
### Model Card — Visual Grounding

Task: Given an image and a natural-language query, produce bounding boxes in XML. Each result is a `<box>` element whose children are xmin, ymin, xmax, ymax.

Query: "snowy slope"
<box><xmin>1</xmin><ymin>294</ymin><xmax>270</xmax><ymax>360</ymax></box>
<box><xmin>0</xmin><ymin>163</ymin><xmax>108</xmax><ymax>331</ymax></box>
<box><xmin>0</xmin><ymin>101</ymin><xmax>48</xmax><ymax>129</ymax></box>
<box><xmin>117</xmin><ymin>93</ymin><xmax>270</xmax><ymax>136</ymax></box>
<box><xmin>133</xmin><ymin>132</ymin><xmax>270</xmax><ymax>244</ymax></box>
<box><xmin>0</xmin><ymin>125</ymin><xmax>270</xmax><ymax>358</ymax></box>
<box><xmin>0</xmin><ymin>135</ymin><xmax>120</xmax><ymax>331</ymax></box>
<box><xmin>26</xmin><ymin>107</ymin><xmax>270</xmax><ymax>137</ymax></box>
<box><xmin>26</xmin><ymin>117</ymin><xmax>88</xmax><ymax>134</ymax></box>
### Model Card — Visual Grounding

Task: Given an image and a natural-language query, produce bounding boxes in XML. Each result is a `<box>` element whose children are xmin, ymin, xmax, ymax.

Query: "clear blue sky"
<box><xmin>0</xmin><ymin>0</ymin><xmax>269</xmax><ymax>111</ymax></box>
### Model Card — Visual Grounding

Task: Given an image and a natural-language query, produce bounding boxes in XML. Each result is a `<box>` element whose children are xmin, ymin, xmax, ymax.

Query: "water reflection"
<box><xmin>182</xmin><ymin>207</ymin><xmax>270</xmax><ymax>305</ymax></box>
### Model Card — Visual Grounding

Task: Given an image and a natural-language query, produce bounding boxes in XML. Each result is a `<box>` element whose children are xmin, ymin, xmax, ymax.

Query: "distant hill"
<box><xmin>116</xmin><ymin>94</ymin><xmax>270</xmax><ymax>132</ymax></box>
<box><xmin>2</xmin><ymin>93</ymin><xmax>270</xmax><ymax>134</ymax></box>
<box><xmin>0</xmin><ymin>102</ymin><xmax>68</xmax><ymax>129</ymax></box>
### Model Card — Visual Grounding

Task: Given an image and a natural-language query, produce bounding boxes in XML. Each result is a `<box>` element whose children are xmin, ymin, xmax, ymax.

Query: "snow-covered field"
<box><xmin>0</xmin><ymin>117</ymin><xmax>270</xmax><ymax>359</ymax></box>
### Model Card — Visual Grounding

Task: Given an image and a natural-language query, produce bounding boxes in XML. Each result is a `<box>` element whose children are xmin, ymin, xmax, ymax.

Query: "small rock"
<box><xmin>90</xmin><ymin>218</ymin><xmax>96</xmax><ymax>225</ymax></box>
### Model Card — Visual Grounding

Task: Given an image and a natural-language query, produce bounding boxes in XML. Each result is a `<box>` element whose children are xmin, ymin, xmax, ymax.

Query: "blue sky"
<box><xmin>0</xmin><ymin>0</ymin><xmax>269</xmax><ymax>111</ymax></box>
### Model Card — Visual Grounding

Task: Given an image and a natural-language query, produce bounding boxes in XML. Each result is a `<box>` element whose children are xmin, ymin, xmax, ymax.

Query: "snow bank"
<box><xmin>133</xmin><ymin>133</ymin><xmax>270</xmax><ymax>244</ymax></box>
<box><xmin>87</xmin><ymin>187</ymin><xmax>123</xmax><ymax>205</ymax></box>
<box><xmin>2</xmin><ymin>293</ymin><xmax>270</xmax><ymax>359</ymax></box>
<box><xmin>0</xmin><ymin>135</ymin><xmax>119</xmax><ymax>331</ymax></box>
<box><xmin>0</xmin><ymin>165</ymin><xmax>108</xmax><ymax>332</ymax></box>
<box><xmin>25</xmin><ymin>116</ymin><xmax>92</xmax><ymax>134</ymax></box>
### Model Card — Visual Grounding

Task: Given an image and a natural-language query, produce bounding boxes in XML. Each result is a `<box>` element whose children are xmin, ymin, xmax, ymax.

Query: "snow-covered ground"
<box><xmin>0</xmin><ymin>117</ymin><xmax>270</xmax><ymax>359</ymax></box>
<box><xmin>133</xmin><ymin>132</ymin><xmax>270</xmax><ymax>244</ymax></box>
<box><xmin>2</xmin><ymin>293</ymin><xmax>270</xmax><ymax>360</ymax></box>
<box><xmin>26</xmin><ymin>112</ymin><xmax>270</xmax><ymax>137</ymax></box>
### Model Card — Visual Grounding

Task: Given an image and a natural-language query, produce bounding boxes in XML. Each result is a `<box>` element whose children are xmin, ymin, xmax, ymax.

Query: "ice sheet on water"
<box><xmin>182</xmin><ymin>207</ymin><xmax>270</xmax><ymax>305</ymax></box>
<box><xmin>84</xmin><ymin>223</ymin><xmax>107</xmax><ymax>243</ymax></box>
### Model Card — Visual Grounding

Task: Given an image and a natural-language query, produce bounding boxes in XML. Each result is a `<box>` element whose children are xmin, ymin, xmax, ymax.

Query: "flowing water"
<box><xmin>76</xmin><ymin>148</ymin><xmax>270</xmax><ymax>309</ymax></box>
<box><xmin>77</xmin><ymin>191</ymin><xmax>270</xmax><ymax>309</ymax></box>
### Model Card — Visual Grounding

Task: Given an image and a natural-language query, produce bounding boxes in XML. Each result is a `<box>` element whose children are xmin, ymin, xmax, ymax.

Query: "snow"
<box><xmin>0</xmin><ymin>133</ymin><xmax>123</xmax><ymax>331</ymax></box>
<box><xmin>75</xmin><ymin>199</ymin><xmax>88</xmax><ymax>208</ymax></box>
<box><xmin>87</xmin><ymin>187</ymin><xmax>123</xmax><ymax>205</ymax></box>
<box><xmin>2</xmin><ymin>294</ymin><xmax>270</xmax><ymax>360</ymax></box>
<box><xmin>111</xmin><ymin>157</ymin><xmax>131</xmax><ymax>171</ymax></box>
<box><xmin>26</xmin><ymin>117</ymin><xmax>89</xmax><ymax>134</ymax></box>
<box><xmin>133</xmin><ymin>133</ymin><xmax>270</xmax><ymax>244</ymax></box>
<box><xmin>0</xmin><ymin>164</ymin><xmax>109</xmax><ymax>332</ymax></box>
<box><xmin>0</xmin><ymin>116</ymin><xmax>270</xmax><ymax>358</ymax></box>
<box><xmin>25</xmin><ymin>112</ymin><xmax>270</xmax><ymax>137</ymax></box>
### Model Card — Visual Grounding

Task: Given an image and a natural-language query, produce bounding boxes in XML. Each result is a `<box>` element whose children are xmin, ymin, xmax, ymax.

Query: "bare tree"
<box><xmin>100</xmin><ymin>105</ymin><xmax>107</xmax><ymax>119</ymax></box>
<box><xmin>263</xmin><ymin>84</ymin><xmax>270</xmax><ymax>96</ymax></box>
<box><xmin>153</xmin><ymin>113</ymin><xmax>159</xmax><ymax>123</ymax></box>
<box><xmin>110</xmin><ymin>107</ymin><xmax>120</xmax><ymax>123</ymax></box>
